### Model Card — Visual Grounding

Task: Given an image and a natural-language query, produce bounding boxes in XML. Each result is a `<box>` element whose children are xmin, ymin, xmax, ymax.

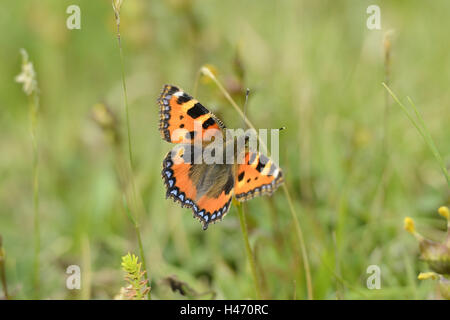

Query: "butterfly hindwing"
<box><xmin>158</xmin><ymin>85</ymin><xmax>225</xmax><ymax>144</ymax></box>
<box><xmin>234</xmin><ymin>151</ymin><xmax>284</xmax><ymax>201</ymax></box>
<box><xmin>162</xmin><ymin>144</ymin><xmax>234</xmax><ymax>230</ymax></box>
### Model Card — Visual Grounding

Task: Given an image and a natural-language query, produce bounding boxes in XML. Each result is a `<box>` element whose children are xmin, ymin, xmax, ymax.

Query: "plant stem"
<box><xmin>80</xmin><ymin>234</ymin><xmax>91</xmax><ymax>299</ymax></box>
<box><xmin>382</xmin><ymin>32</ymin><xmax>392</xmax><ymax>158</ymax></box>
<box><xmin>117</xmin><ymin>27</ymin><xmax>134</xmax><ymax>170</ymax></box>
<box><xmin>135</xmin><ymin>224</ymin><xmax>149</xmax><ymax>291</ymax></box>
<box><xmin>236</xmin><ymin>203</ymin><xmax>262</xmax><ymax>299</ymax></box>
<box><xmin>114</xmin><ymin>8</ymin><xmax>151</xmax><ymax>299</ymax></box>
<box><xmin>201</xmin><ymin>66</ymin><xmax>313</xmax><ymax>299</ymax></box>
<box><xmin>282</xmin><ymin>184</ymin><xmax>313</xmax><ymax>300</ymax></box>
<box><xmin>29</xmin><ymin>93</ymin><xmax>40</xmax><ymax>299</ymax></box>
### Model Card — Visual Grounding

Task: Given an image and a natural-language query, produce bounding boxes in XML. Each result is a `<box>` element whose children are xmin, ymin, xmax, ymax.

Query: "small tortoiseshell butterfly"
<box><xmin>158</xmin><ymin>85</ymin><xmax>283</xmax><ymax>230</ymax></box>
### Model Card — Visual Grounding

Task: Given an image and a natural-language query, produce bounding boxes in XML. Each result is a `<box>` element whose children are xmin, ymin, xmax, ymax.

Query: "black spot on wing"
<box><xmin>176</xmin><ymin>93</ymin><xmax>192</xmax><ymax>104</ymax></box>
<box><xmin>238</xmin><ymin>171</ymin><xmax>245</xmax><ymax>182</ymax></box>
<box><xmin>255</xmin><ymin>159</ymin><xmax>266</xmax><ymax>173</ymax></box>
<box><xmin>187</xmin><ymin>103</ymin><xmax>209</xmax><ymax>119</ymax></box>
<box><xmin>202</xmin><ymin>117</ymin><xmax>216</xmax><ymax>129</ymax></box>
<box><xmin>167</xmin><ymin>86</ymin><xmax>179</xmax><ymax>95</ymax></box>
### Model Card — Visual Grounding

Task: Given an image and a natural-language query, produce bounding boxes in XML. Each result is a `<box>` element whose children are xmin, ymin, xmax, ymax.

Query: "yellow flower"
<box><xmin>418</xmin><ymin>272</ymin><xmax>440</xmax><ymax>281</ymax></box>
<box><xmin>404</xmin><ymin>217</ymin><xmax>415</xmax><ymax>234</ymax></box>
<box><xmin>438</xmin><ymin>206</ymin><xmax>449</xmax><ymax>220</ymax></box>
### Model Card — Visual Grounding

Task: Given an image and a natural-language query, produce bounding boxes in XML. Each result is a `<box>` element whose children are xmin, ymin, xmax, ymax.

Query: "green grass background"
<box><xmin>0</xmin><ymin>0</ymin><xmax>449</xmax><ymax>299</ymax></box>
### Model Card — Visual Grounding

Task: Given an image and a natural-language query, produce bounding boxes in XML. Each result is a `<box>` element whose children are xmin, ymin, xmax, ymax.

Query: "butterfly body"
<box><xmin>159</xmin><ymin>85</ymin><xmax>283</xmax><ymax>230</ymax></box>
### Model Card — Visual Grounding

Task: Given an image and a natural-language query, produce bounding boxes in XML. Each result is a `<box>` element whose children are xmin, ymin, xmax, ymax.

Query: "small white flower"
<box><xmin>112</xmin><ymin>0</ymin><xmax>123</xmax><ymax>24</ymax></box>
<box><xmin>112</xmin><ymin>0</ymin><xmax>123</xmax><ymax>11</ymax></box>
<box><xmin>15</xmin><ymin>49</ymin><xmax>37</xmax><ymax>96</ymax></box>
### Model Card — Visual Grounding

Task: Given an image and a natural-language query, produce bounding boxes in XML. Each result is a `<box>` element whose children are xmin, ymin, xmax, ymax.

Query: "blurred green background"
<box><xmin>0</xmin><ymin>0</ymin><xmax>449</xmax><ymax>299</ymax></box>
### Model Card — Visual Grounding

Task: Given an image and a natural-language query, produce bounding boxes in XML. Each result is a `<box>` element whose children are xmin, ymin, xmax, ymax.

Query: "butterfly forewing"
<box><xmin>158</xmin><ymin>85</ymin><xmax>225</xmax><ymax>144</ymax></box>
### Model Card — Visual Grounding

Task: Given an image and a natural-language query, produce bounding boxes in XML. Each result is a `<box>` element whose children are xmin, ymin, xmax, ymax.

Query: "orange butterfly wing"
<box><xmin>234</xmin><ymin>151</ymin><xmax>284</xmax><ymax>201</ymax></box>
<box><xmin>162</xmin><ymin>144</ymin><xmax>233</xmax><ymax>230</ymax></box>
<box><xmin>158</xmin><ymin>85</ymin><xmax>225</xmax><ymax>144</ymax></box>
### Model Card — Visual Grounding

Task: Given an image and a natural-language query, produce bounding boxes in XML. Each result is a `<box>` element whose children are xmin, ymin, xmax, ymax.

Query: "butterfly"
<box><xmin>158</xmin><ymin>84</ymin><xmax>283</xmax><ymax>230</ymax></box>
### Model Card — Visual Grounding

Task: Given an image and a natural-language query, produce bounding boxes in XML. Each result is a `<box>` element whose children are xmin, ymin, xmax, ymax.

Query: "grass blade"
<box><xmin>382</xmin><ymin>83</ymin><xmax>449</xmax><ymax>186</ymax></box>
